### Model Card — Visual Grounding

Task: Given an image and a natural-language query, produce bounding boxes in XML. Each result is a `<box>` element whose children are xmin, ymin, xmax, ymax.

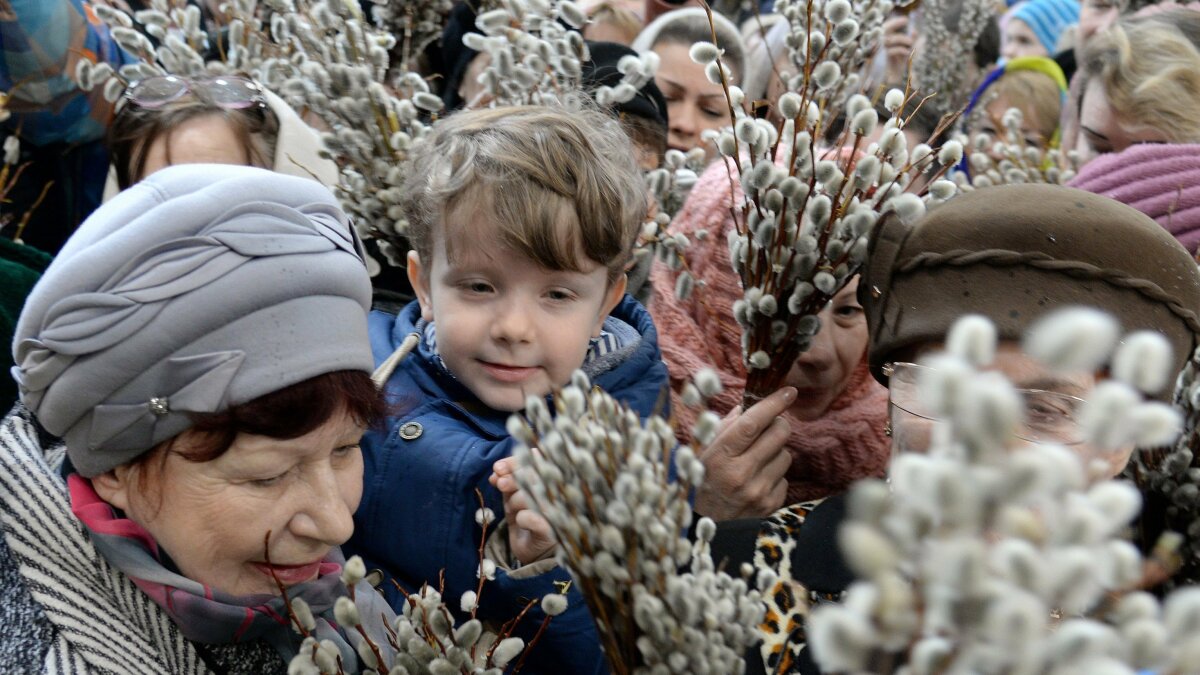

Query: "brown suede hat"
<box><xmin>860</xmin><ymin>184</ymin><xmax>1200</xmax><ymax>395</ymax></box>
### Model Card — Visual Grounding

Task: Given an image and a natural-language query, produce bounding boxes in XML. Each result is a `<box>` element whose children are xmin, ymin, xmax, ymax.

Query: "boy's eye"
<box><xmin>460</xmin><ymin>281</ymin><xmax>494</xmax><ymax>294</ymax></box>
<box><xmin>546</xmin><ymin>289</ymin><xmax>575</xmax><ymax>302</ymax></box>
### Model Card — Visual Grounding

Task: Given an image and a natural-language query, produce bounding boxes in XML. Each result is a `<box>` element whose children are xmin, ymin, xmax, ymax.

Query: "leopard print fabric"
<box><xmin>754</xmin><ymin>500</ymin><xmax>850</xmax><ymax>674</ymax></box>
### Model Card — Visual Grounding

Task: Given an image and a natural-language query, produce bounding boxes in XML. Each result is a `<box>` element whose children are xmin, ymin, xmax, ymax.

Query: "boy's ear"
<box><xmin>593</xmin><ymin>274</ymin><xmax>628</xmax><ymax>338</ymax></box>
<box><xmin>406</xmin><ymin>250</ymin><xmax>435</xmax><ymax>322</ymax></box>
<box><xmin>92</xmin><ymin>465</ymin><xmax>134</xmax><ymax>512</ymax></box>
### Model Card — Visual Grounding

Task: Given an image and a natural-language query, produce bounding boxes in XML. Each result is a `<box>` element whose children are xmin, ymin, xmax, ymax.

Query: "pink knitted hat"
<box><xmin>1068</xmin><ymin>143</ymin><xmax>1200</xmax><ymax>254</ymax></box>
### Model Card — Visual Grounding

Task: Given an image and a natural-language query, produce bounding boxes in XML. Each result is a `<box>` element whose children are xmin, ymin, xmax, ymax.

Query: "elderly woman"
<box><xmin>650</xmin><ymin>158</ymin><xmax>892</xmax><ymax>521</ymax></box>
<box><xmin>0</xmin><ymin>164</ymin><xmax>393</xmax><ymax>673</ymax></box>
<box><xmin>713</xmin><ymin>184</ymin><xmax>1200</xmax><ymax>674</ymax></box>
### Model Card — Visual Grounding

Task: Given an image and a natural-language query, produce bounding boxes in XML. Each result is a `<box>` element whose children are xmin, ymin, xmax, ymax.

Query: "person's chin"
<box><xmin>469</xmin><ymin>379</ymin><xmax>545</xmax><ymax>413</ymax></box>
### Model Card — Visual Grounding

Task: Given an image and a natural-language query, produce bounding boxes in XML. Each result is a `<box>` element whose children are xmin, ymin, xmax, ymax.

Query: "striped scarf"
<box><xmin>0</xmin><ymin>409</ymin><xmax>393</xmax><ymax>673</ymax></box>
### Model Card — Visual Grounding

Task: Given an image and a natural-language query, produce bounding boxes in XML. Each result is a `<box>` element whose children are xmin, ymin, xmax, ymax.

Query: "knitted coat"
<box><xmin>0</xmin><ymin>406</ymin><xmax>287</xmax><ymax>674</ymax></box>
<box><xmin>1068</xmin><ymin>143</ymin><xmax>1200</xmax><ymax>254</ymax></box>
<box><xmin>648</xmin><ymin>157</ymin><xmax>891</xmax><ymax>504</ymax></box>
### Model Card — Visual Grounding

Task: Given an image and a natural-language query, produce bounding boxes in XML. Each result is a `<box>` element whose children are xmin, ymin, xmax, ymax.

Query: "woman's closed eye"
<box><xmin>249</xmin><ymin>471</ymin><xmax>289</xmax><ymax>488</ymax></box>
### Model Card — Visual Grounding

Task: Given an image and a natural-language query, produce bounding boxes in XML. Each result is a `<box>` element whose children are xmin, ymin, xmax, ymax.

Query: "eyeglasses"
<box><xmin>124</xmin><ymin>75</ymin><xmax>266</xmax><ymax>110</ymax></box>
<box><xmin>883</xmin><ymin>361</ymin><xmax>1087</xmax><ymax>446</ymax></box>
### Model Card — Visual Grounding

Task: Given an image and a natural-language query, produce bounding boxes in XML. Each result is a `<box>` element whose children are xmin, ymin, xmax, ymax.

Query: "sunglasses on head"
<box><xmin>123</xmin><ymin>75</ymin><xmax>266</xmax><ymax>110</ymax></box>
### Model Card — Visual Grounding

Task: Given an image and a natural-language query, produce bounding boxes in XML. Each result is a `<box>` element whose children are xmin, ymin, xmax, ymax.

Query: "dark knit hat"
<box><xmin>582</xmin><ymin>40</ymin><xmax>668</xmax><ymax>128</ymax></box>
<box><xmin>861</xmin><ymin>184</ymin><xmax>1200</xmax><ymax>392</ymax></box>
<box><xmin>437</xmin><ymin>1</ymin><xmax>483</xmax><ymax>111</ymax></box>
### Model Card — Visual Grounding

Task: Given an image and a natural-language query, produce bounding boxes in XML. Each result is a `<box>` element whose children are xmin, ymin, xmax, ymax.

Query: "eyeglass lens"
<box><xmin>886</xmin><ymin>362</ymin><xmax>1085</xmax><ymax>446</ymax></box>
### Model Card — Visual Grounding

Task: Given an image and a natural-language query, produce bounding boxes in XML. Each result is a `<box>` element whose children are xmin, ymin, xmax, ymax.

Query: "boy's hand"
<box><xmin>491</xmin><ymin>458</ymin><xmax>558</xmax><ymax>566</ymax></box>
<box><xmin>693</xmin><ymin>387</ymin><xmax>795</xmax><ymax>521</ymax></box>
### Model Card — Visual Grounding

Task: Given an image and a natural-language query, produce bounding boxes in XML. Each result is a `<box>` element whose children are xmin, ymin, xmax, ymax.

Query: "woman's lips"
<box><xmin>480</xmin><ymin>361</ymin><xmax>539</xmax><ymax>383</ymax></box>
<box><xmin>253</xmin><ymin>561</ymin><xmax>323</xmax><ymax>586</ymax></box>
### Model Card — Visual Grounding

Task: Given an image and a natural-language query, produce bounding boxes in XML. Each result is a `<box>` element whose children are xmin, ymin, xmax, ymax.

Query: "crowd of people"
<box><xmin>2</xmin><ymin>0</ymin><xmax>1200</xmax><ymax>673</ymax></box>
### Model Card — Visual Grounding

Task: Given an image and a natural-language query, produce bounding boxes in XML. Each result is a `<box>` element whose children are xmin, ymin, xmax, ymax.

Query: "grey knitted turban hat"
<box><xmin>12</xmin><ymin>163</ymin><xmax>374</xmax><ymax>477</ymax></box>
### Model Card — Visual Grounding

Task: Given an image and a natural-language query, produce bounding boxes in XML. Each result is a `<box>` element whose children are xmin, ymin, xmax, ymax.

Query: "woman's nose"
<box><xmin>290</xmin><ymin>469</ymin><xmax>356</xmax><ymax>546</ymax></box>
<box><xmin>671</xmin><ymin>105</ymin><xmax>699</xmax><ymax>141</ymax></box>
<box><xmin>795</xmin><ymin>320</ymin><xmax>835</xmax><ymax>370</ymax></box>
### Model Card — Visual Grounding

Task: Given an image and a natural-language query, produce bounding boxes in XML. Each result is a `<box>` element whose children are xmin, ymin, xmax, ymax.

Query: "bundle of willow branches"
<box><xmin>809</xmin><ymin>311</ymin><xmax>1200</xmax><ymax>673</ymax></box>
<box><xmin>699</xmin><ymin>0</ymin><xmax>962</xmax><ymax>402</ymax></box>
<box><xmin>511</xmin><ymin>370</ymin><xmax>765</xmax><ymax>674</ymax></box>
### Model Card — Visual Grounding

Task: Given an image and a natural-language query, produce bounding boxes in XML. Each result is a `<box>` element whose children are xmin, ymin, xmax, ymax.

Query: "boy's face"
<box><xmin>407</xmin><ymin>225</ymin><xmax>627</xmax><ymax>412</ymax></box>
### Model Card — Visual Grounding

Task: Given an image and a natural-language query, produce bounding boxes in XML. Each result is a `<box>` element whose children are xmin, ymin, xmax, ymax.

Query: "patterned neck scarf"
<box><xmin>68</xmin><ymin>474</ymin><xmax>395</xmax><ymax>669</ymax></box>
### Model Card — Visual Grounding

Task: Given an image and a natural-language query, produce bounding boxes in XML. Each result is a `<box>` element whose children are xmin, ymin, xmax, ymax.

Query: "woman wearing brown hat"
<box><xmin>717</xmin><ymin>183</ymin><xmax>1200</xmax><ymax>675</ymax></box>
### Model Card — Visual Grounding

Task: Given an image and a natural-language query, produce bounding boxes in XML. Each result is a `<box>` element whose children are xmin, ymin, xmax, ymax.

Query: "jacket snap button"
<box><xmin>399</xmin><ymin>422</ymin><xmax>423</xmax><ymax>440</ymax></box>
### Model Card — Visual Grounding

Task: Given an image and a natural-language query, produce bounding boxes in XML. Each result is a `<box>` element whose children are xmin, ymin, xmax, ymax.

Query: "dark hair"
<box><xmin>974</xmin><ymin>16</ymin><xmax>1001</xmax><ymax>70</ymax></box>
<box><xmin>108</xmin><ymin>96</ymin><xmax>279</xmax><ymax>190</ymax></box>
<box><xmin>620</xmin><ymin>114</ymin><xmax>669</xmax><ymax>167</ymax></box>
<box><xmin>132</xmin><ymin>370</ymin><xmax>387</xmax><ymax>500</ymax></box>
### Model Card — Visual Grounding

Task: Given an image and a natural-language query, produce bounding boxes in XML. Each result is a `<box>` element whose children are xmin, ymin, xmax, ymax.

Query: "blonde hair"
<box><xmin>1083</xmin><ymin>12</ymin><xmax>1200</xmax><ymax>144</ymax></box>
<box><xmin>583</xmin><ymin>2</ymin><xmax>643</xmax><ymax>45</ymax></box>
<box><xmin>401</xmin><ymin>105</ymin><xmax>646</xmax><ymax>284</ymax></box>
<box><xmin>976</xmin><ymin>69</ymin><xmax>1064</xmax><ymax>144</ymax></box>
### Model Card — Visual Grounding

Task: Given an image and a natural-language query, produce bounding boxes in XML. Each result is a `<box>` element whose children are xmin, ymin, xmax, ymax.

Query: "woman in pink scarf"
<box><xmin>649</xmin><ymin>157</ymin><xmax>891</xmax><ymax>520</ymax></box>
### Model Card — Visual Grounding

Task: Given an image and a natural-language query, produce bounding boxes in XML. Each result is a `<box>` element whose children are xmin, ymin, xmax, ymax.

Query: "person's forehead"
<box><xmin>991</xmin><ymin>343</ymin><xmax>1093</xmax><ymax>392</ymax></box>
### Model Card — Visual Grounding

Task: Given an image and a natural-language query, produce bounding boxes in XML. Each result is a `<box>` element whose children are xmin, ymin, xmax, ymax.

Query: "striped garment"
<box><xmin>0</xmin><ymin>408</ymin><xmax>283</xmax><ymax>674</ymax></box>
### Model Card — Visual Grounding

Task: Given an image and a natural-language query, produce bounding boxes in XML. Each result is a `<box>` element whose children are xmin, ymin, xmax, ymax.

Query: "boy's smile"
<box><xmin>408</xmin><ymin>223</ymin><xmax>627</xmax><ymax>412</ymax></box>
<box><xmin>479</xmin><ymin>361</ymin><xmax>541</xmax><ymax>383</ymax></box>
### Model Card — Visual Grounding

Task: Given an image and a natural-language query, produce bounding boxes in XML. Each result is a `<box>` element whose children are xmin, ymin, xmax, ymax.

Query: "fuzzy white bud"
<box><xmin>1024</xmin><ymin>307</ymin><xmax>1120</xmax><ymax>373</ymax></box>
<box><xmin>938</xmin><ymin>140</ymin><xmax>964</xmax><ymax>166</ymax></box>
<box><xmin>460</xmin><ymin>590</ymin><xmax>478</xmax><ymax>613</ymax></box>
<box><xmin>542</xmin><ymin>593</ymin><xmax>568</xmax><ymax>616</ymax></box>
<box><xmin>945</xmin><ymin>315</ymin><xmax>996</xmax><ymax>367</ymax></box>
<box><xmin>333</xmin><ymin>596</ymin><xmax>360</xmax><ymax>627</ymax></box>
<box><xmin>850</xmin><ymin>108</ymin><xmax>878</xmax><ymax>137</ymax></box>
<box><xmin>884</xmin><ymin>88</ymin><xmax>905</xmax><ymax>113</ymax></box>
<box><xmin>778</xmin><ymin>92</ymin><xmax>802</xmax><ymax>119</ymax></box>
<box><xmin>412</xmin><ymin>91</ymin><xmax>444</xmax><ymax>112</ymax></box>
<box><xmin>340</xmin><ymin>555</ymin><xmax>366</xmax><ymax>587</ymax></box>
<box><xmin>812</xmin><ymin>61</ymin><xmax>841</xmax><ymax>90</ymax></box>
<box><xmin>824</xmin><ymin>0</ymin><xmax>853</xmax><ymax>22</ymax></box>
<box><xmin>887</xmin><ymin>193</ymin><xmax>925</xmax><ymax>225</ymax></box>
<box><xmin>1130</xmin><ymin>402</ymin><xmax>1183</xmax><ymax>448</ymax></box>
<box><xmin>695</xmin><ymin>368</ymin><xmax>723</xmax><ymax>398</ymax></box>
<box><xmin>557</xmin><ymin>0</ymin><xmax>587</xmax><ymax>28</ymax></box>
<box><xmin>1112</xmin><ymin>331</ymin><xmax>1173</xmax><ymax>395</ymax></box>
<box><xmin>291</xmin><ymin>597</ymin><xmax>317</xmax><ymax>632</ymax></box>
<box><xmin>839</xmin><ymin>522</ymin><xmax>898</xmax><ymax>578</ymax></box>
<box><xmin>491</xmin><ymin>637</ymin><xmax>525</xmax><ymax>668</ymax></box>
<box><xmin>689</xmin><ymin>41</ymin><xmax>721</xmax><ymax>65</ymax></box>
<box><xmin>929</xmin><ymin>179</ymin><xmax>956</xmax><ymax>200</ymax></box>
<box><xmin>748</xmin><ymin>350</ymin><xmax>771</xmax><ymax>369</ymax></box>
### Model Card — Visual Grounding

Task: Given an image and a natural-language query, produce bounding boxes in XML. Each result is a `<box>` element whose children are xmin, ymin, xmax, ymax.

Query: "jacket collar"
<box><xmin>385</xmin><ymin>295</ymin><xmax>662</xmax><ymax>435</ymax></box>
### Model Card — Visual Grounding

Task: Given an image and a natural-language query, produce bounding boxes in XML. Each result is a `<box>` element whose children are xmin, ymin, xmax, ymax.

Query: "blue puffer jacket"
<box><xmin>345</xmin><ymin>295</ymin><xmax>669</xmax><ymax>674</ymax></box>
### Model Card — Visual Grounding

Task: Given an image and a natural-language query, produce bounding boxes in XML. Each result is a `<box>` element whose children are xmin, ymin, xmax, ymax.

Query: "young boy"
<box><xmin>344</xmin><ymin>105</ymin><xmax>669</xmax><ymax>673</ymax></box>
